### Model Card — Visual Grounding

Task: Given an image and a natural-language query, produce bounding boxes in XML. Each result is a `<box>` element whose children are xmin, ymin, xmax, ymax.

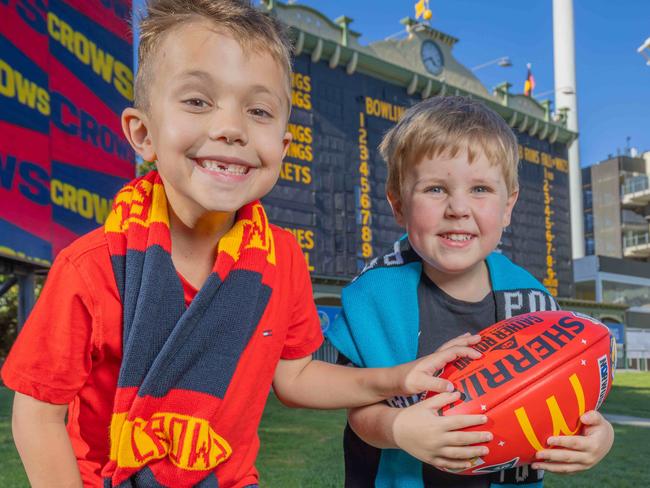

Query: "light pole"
<box><xmin>553</xmin><ymin>0</ymin><xmax>584</xmax><ymax>260</ymax></box>
<box><xmin>471</xmin><ymin>56</ymin><xmax>512</xmax><ymax>72</ymax></box>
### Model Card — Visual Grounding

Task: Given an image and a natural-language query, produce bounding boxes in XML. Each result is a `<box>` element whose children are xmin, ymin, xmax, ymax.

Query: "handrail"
<box><xmin>624</xmin><ymin>232</ymin><xmax>650</xmax><ymax>248</ymax></box>
<box><xmin>622</xmin><ymin>175</ymin><xmax>649</xmax><ymax>195</ymax></box>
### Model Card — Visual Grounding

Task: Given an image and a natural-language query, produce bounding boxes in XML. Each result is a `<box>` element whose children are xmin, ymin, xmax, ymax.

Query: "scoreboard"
<box><xmin>263</xmin><ymin>53</ymin><xmax>572</xmax><ymax>297</ymax></box>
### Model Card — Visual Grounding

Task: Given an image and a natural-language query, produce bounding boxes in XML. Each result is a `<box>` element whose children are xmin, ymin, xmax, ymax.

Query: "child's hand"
<box><xmin>393</xmin><ymin>391</ymin><xmax>492</xmax><ymax>471</ymax></box>
<box><xmin>436</xmin><ymin>332</ymin><xmax>482</xmax><ymax>353</ymax></box>
<box><xmin>393</xmin><ymin>335</ymin><xmax>482</xmax><ymax>396</ymax></box>
<box><xmin>532</xmin><ymin>410</ymin><xmax>614</xmax><ymax>473</ymax></box>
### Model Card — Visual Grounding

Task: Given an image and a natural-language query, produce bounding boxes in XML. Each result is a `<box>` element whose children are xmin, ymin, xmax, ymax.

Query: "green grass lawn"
<box><xmin>1</xmin><ymin>372</ymin><xmax>649</xmax><ymax>487</ymax></box>
<box><xmin>543</xmin><ymin>424</ymin><xmax>650</xmax><ymax>488</ymax></box>
<box><xmin>0</xmin><ymin>388</ymin><xmax>28</xmax><ymax>487</ymax></box>
<box><xmin>257</xmin><ymin>395</ymin><xmax>346</xmax><ymax>487</ymax></box>
<box><xmin>596</xmin><ymin>370</ymin><xmax>650</xmax><ymax>418</ymax></box>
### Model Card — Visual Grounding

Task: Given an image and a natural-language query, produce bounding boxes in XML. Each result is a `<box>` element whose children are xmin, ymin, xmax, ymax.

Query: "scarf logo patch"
<box><xmin>110</xmin><ymin>412</ymin><xmax>232</xmax><ymax>471</ymax></box>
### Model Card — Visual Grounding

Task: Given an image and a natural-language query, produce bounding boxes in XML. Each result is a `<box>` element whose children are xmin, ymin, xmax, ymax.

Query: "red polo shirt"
<box><xmin>2</xmin><ymin>225</ymin><xmax>323</xmax><ymax>487</ymax></box>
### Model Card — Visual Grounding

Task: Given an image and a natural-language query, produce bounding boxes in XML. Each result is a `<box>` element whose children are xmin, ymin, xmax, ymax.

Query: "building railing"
<box><xmin>624</xmin><ymin>232</ymin><xmax>650</xmax><ymax>248</ymax></box>
<box><xmin>622</xmin><ymin>175</ymin><xmax>650</xmax><ymax>195</ymax></box>
<box><xmin>621</xmin><ymin>209</ymin><xmax>648</xmax><ymax>226</ymax></box>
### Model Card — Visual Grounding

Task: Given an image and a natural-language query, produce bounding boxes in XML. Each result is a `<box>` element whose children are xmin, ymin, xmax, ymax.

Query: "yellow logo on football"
<box><xmin>514</xmin><ymin>373</ymin><xmax>585</xmax><ymax>451</ymax></box>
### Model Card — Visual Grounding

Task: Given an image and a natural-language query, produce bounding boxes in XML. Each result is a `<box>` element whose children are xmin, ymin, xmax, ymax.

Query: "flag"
<box><xmin>415</xmin><ymin>0</ymin><xmax>432</xmax><ymax>21</ymax></box>
<box><xmin>524</xmin><ymin>63</ymin><xmax>535</xmax><ymax>97</ymax></box>
<box><xmin>415</xmin><ymin>0</ymin><xmax>426</xmax><ymax>19</ymax></box>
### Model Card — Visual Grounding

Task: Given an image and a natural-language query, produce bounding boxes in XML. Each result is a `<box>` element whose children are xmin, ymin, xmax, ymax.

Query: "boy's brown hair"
<box><xmin>135</xmin><ymin>0</ymin><xmax>293</xmax><ymax>111</ymax></box>
<box><xmin>380</xmin><ymin>96</ymin><xmax>519</xmax><ymax>198</ymax></box>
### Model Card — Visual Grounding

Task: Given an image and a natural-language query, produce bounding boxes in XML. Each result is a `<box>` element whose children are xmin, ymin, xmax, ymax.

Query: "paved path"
<box><xmin>604</xmin><ymin>413</ymin><xmax>650</xmax><ymax>428</ymax></box>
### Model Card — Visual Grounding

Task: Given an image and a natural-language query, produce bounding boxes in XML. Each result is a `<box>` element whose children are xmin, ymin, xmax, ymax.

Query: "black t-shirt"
<box><xmin>340</xmin><ymin>272</ymin><xmax>542</xmax><ymax>487</ymax></box>
<box><xmin>417</xmin><ymin>272</ymin><xmax>496</xmax><ymax>357</ymax></box>
<box><xmin>418</xmin><ymin>273</ymin><xmax>497</xmax><ymax>487</ymax></box>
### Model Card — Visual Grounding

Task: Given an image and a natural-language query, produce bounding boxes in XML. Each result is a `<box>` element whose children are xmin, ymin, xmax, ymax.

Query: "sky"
<box><xmin>134</xmin><ymin>0</ymin><xmax>650</xmax><ymax>167</ymax></box>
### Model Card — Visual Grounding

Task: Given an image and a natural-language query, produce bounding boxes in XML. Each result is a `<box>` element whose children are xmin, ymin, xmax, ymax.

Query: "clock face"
<box><xmin>420</xmin><ymin>40</ymin><xmax>444</xmax><ymax>76</ymax></box>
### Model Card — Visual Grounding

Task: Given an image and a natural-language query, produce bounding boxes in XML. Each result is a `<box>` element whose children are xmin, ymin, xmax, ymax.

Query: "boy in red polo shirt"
<box><xmin>2</xmin><ymin>1</ymin><xmax>477</xmax><ymax>487</ymax></box>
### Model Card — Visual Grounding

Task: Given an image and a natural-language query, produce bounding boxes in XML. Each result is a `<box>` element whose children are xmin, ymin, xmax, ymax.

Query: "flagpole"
<box><xmin>553</xmin><ymin>0</ymin><xmax>584</xmax><ymax>260</ymax></box>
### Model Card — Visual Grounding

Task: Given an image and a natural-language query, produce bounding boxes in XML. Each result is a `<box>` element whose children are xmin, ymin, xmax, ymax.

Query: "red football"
<box><xmin>427</xmin><ymin>310</ymin><xmax>616</xmax><ymax>475</ymax></box>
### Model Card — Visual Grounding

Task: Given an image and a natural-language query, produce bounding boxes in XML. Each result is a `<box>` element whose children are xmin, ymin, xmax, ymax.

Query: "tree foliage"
<box><xmin>0</xmin><ymin>275</ymin><xmax>44</xmax><ymax>365</ymax></box>
<box><xmin>137</xmin><ymin>160</ymin><xmax>156</xmax><ymax>176</ymax></box>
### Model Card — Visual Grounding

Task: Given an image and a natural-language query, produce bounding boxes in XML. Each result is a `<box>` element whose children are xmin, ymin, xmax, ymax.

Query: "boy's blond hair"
<box><xmin>135</xmin><ymin>0</ymin><xmax>293</xmax><ymax>111</ymax></box>
<box><xmin>380</xmin><ymin>96</ymin><xmax>519</xmax><ymax>198</ymax></box>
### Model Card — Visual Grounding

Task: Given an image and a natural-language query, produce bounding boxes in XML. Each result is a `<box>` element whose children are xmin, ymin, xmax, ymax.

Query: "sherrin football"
<box><xmin>426</xmin><ymin>310</ymin><xmax>616</xmax><ymax>475</ymax></box>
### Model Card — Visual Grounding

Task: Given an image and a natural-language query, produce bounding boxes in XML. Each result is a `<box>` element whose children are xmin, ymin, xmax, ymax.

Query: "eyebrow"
<box><xmin>412</xmin><ymin>177</ymin><xmax>445</xmax><ymax>189</ymax></box>
<box><xmin>413</xmin><ymin>175</ymin><xmax>500</xmax><ymax>187</ymax></box>
<box><xmin>177</xmin><ymin>70</ymin><xmax>214</xmax><ymax>83</ymax></box>
<box><xmin>248</xmin><ymin>84</ymin><xmax>284</xmax><ymax>106</ymax></box>
<box><xmin>467</xmin><ymin>175</ymin><xmax>500</xmax><ymax>185</ymax></box>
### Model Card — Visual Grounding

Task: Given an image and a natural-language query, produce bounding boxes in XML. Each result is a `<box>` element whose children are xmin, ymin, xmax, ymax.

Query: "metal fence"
<box><xmin>313</xmin><ymin>338</ymin><xmax>340</xmax><ymax>364</ymax></box>
<box><xmin>626</xmin><ymin>328</ymin><xmax>650</xmax><ymax>371</ymax></box>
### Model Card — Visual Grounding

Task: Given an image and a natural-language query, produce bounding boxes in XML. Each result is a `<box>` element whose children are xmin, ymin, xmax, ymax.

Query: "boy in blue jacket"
<box><xmin>327</xmin><ymin>96</ymin><xmax>614</xmax><ymax>488</ymax></box>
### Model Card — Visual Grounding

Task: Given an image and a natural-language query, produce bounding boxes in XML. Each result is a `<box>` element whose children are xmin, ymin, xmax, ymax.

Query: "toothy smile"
<box><xmin>195</xmin><ymin>158</ymin><xmax>251</xmax><ymax>175</ymax></box>
<box><xmin>440</xmin><ymin>233</ymin><xmax>475</xmax><ymax>242</ymax></box>
<box><xmin>205</xmin><ymin>161</ymin><xmax>249</xmax><ymax>174</ymax></box>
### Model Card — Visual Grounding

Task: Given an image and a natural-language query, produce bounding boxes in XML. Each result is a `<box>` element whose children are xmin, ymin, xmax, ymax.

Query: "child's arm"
<box><xmin>531</xmin><ymin>410</ymin><xmax>614</xmax><ymax>473</ymax></box>
<box><xmin>348</xmin><ymin>393</ymin><xmax>491</xmax><ymax>472</ymax></box>
<box><xmin>341</xmin><ymin>333</ymin><xmax>491</xmax><ymax>471</ymax></box>
<box><xmin>272</xmin><ymin>345</ymin><xmax>480</xmax><ymax>409</ymax></box>
<box><xmin>12</xmin><ymin>393</ymin><xmax>83</xmax><ymax>488</ymax></box>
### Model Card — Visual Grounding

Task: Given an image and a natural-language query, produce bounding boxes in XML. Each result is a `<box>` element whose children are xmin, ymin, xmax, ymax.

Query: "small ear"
<box><xmin>121</xmin><ymin>107</ymin><xmax>156</xmax><ymax>162</ymax></box>
<box><xmin>281</xmin><ymin>131</ymin><xmax>293</xmax><ymax>160</ymax></box>
<box><xmin>502</xmin><ymin>188</ymin><xmax>519</xmax><ymax>228</ymax></box>
<box><xmin>387</xmin><ymin>190</ymin><xmax>406</xmax><ymax>227</ymax></box>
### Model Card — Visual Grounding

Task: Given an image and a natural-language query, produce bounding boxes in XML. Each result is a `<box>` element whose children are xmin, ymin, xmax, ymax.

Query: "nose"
<box><xmin>208</xmin><ymin>106</ymin><xmax>248</xmax><ymax>145</ymax></box>
<box><xmin>444</xmin><ymin>192</ymin><xmax>471</xmax><ymax>219</ymax></box>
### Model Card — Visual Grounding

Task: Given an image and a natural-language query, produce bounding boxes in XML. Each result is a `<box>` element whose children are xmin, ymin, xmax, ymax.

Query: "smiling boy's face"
<box><xmin>124</xmin><ymin>20</ymin><xmax>292</xmax><ymax>222</ymax></box>
<box><xmin>389</xmin><ymin>148</ymin><xmax>518</xmax><ymax>283</ymax></box>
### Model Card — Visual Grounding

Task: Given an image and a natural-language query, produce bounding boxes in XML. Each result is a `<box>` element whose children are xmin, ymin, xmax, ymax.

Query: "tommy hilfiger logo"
<box><xmin>262</xmin><ymin>330</ymin><xmax>273</xmax><ymax>337</ymax></box>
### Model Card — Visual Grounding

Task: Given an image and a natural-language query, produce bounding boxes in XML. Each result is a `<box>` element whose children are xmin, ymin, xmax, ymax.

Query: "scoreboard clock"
<box><xmin>420</xmin><ymin>40</ymin><xmax>444</xmax><ymax>76</ymax></box>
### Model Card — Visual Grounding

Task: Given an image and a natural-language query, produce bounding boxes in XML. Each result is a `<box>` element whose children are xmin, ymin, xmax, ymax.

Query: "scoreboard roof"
<box><xmin>261</xmin><ymin>0</ymin><xmax>577</xmax><ymax>146</ymax></box>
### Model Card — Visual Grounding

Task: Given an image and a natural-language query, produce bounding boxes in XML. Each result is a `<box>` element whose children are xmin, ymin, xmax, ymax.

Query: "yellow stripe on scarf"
<box><xmin>105</xmin><ymin>180</ymin><xmax>169</xmax><ymax>233</ymax></box>
<box><xmin>109</xmin><ymin>412</ymin><xmax>232</xmax><ymax>470</ymax></box>
<box><xmin>218</xmin><ymin>203</ymin><xmax>276</xmax><ymax>265</ymax></box>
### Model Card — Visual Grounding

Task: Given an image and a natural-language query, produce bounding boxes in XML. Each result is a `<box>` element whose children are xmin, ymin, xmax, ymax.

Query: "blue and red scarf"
<box><xmin>102</xmin><ymin>171</ymin><xmax>275</xmax><ymax>487</ymax></box>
